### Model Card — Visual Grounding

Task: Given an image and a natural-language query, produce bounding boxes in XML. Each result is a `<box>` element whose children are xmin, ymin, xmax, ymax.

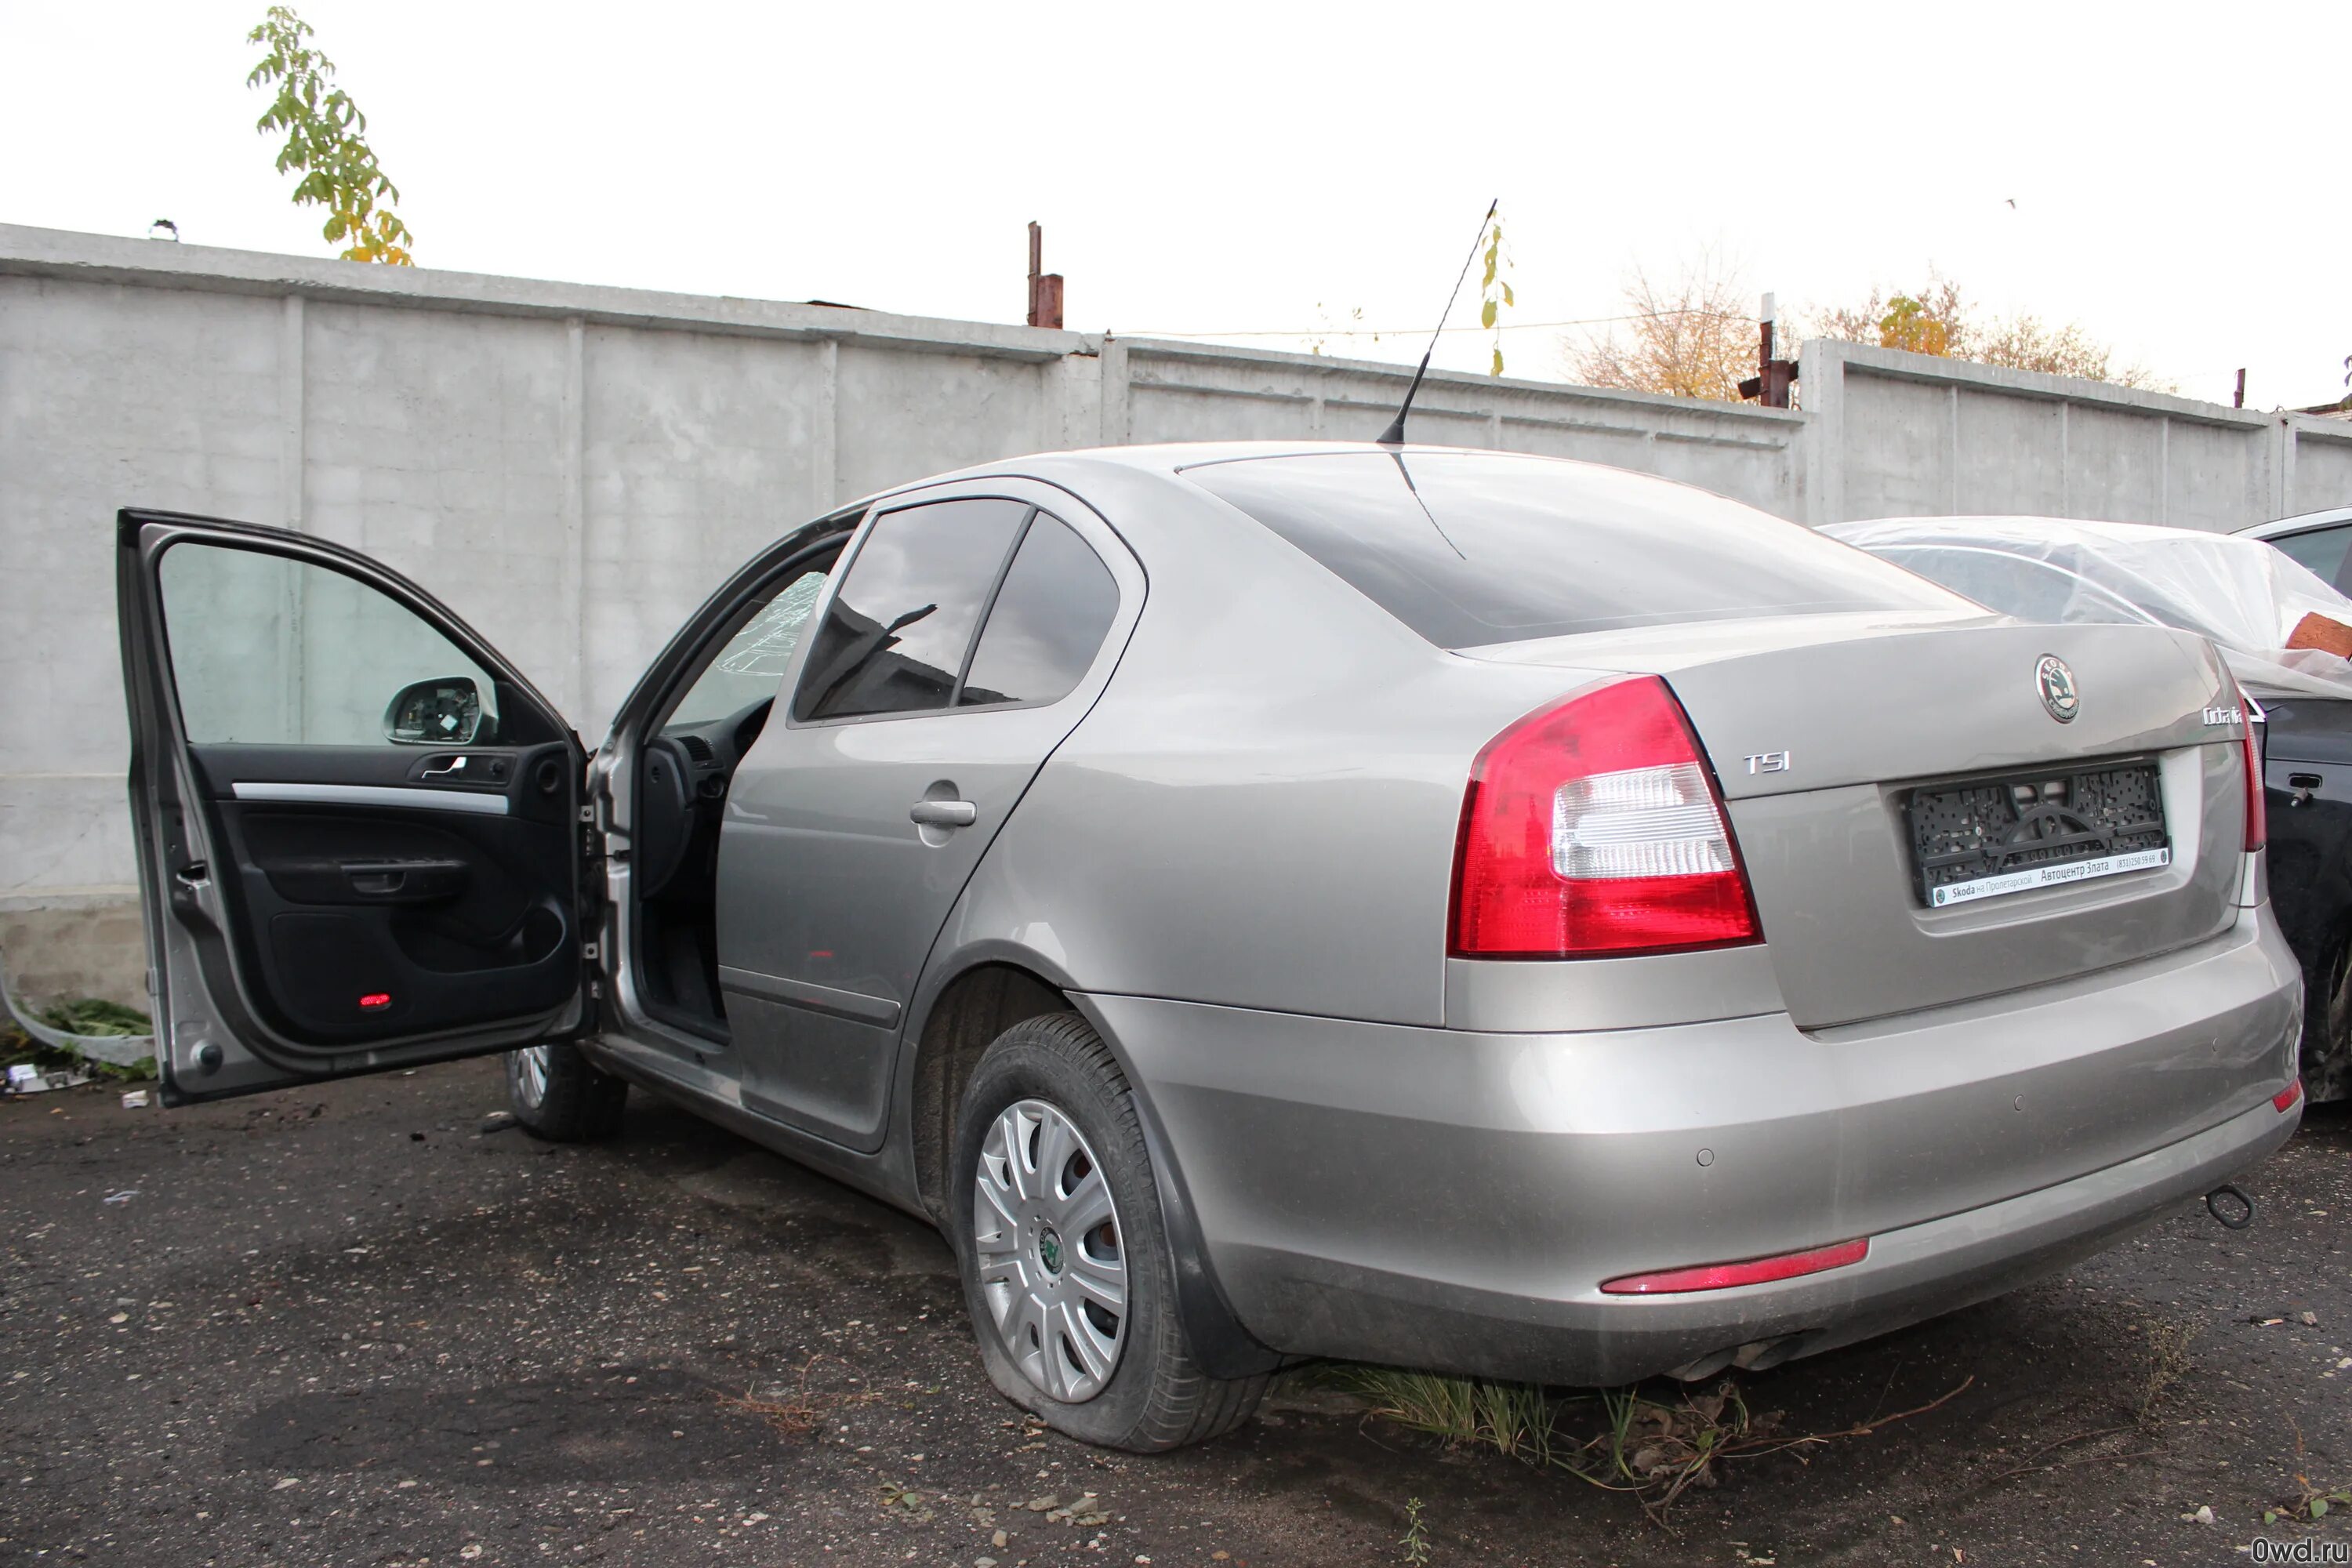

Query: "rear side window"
<box><xmin>2267</xmin><ymin>524</ymin><xmax>2352</xmax><ymax>591</ymax></box>
<box><xmin>1184</xmin><ymin>451</ymin><xmax>1960</xmax><ymax>648</ymax></box>
<box><xmin>959</xmin><ymin>514</ymin><xmax>1120</xmax><ymax>707</ymax></box>
<box><xmin>793</xmin><ymin>498</ymin><xmax>1028</xmax><ymax>720</ymax></box>
<box><xmin>1864</xmin><ymin>546</ymin><xmax>2155</xmax><ymax>628</ymax></box>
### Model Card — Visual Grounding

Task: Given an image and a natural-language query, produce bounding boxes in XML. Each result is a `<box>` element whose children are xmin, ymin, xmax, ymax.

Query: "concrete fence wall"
<box><xmin>3</xmin><ymin>222</ymin><xmax>2344</xmax><ymax>1004</ymax></box>
<box><xmin>0</xmin><ymin>223</ymin><xmax>1802</xmax><ymax>934</ymax></box>
<box><xmin>1799</xmin><ymin>339</ymin><xmax>2352</xmax><ymax>532</ymax></box>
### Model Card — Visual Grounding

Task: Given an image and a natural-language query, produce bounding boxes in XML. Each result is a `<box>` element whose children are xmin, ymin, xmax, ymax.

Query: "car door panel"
<box><xmin>720</xmin><ymin>702</ymin><xmax>1087</xmax><ymax>1145</ymax></box>
<box><xmin>118</xmin><ymin>510</ymin><xmax>592</xmax><ymax>1104</ymax></box>
<box><xmin>713</xmin><ymin>482</ymin><xmax>1144</xmax><ymax>1152</ymax></box>
<box><xmin>186</xmin><ymin>742</ymin><xmax>580</xmax><ymax>1047</ymax></box>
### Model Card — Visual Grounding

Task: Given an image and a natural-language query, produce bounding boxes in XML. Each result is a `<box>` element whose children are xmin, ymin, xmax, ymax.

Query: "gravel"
<box><xmin>2</xmin><ymin>1058</ymin><xmax>2346</xmax><ymax>1565</ymax></box>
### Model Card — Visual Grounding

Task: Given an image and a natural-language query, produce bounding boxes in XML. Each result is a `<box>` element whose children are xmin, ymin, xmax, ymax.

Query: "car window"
<box><xmin>1868</xmin><ymin>546</ymin><xmax>2156</xmax><ymax>627</ymax></box>
<box><xmin>958</xmin><ymin>513</ymin><xmax>1120</xmax><ymax>708</ymax></box>
<box><xmin>158</xmin><ymin>541</ymin><xmax>499</xmax><ymax>745</ymax></box>
<box><xmin>1183</xmin><ymin>451</ymin><xmax>1960</xmax><ymax>649</ymax></box>
<box><xmin>666</xmin><ymin>567</ymin><xmax>830</xmax><ymax>727</ymax></box>
<box><xmin>2267</xmin><ymin>525</ymin><xmax>2352</xmax><ymax>590</ymax></box>
<box><xmin>791</xmin><ymin>497</ymin><xmax>1029</xmax><ymax>722</ymax></box>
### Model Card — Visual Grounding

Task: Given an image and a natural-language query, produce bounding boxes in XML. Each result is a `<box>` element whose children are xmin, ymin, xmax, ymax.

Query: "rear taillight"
<box><xmin>1450</xmin><ymin>676</ymin><xmax>1762</xmax><ymax>958</ymax></box>
<box><xmin>2238</xmin><ymin>686</ymin><xmax>2266</xmax><ymax>853</ymax></box>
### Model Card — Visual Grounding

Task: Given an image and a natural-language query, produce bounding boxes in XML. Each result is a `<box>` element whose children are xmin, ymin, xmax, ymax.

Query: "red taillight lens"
<box><xmin>1450</xmin><ymin>676</ymin><xmax>1762</xmax><ymax>958</ymax></box>
<box><xmin>2274</xmin><ymin>1078</ymin><xmax>2303</xmax><ymax>1113</ymax></box>
<box><xmin>1601</xmin><ymin>1237</ymin><xmax>1869</xmax><ymax>1295</ymax></box>
<box><xmin>2238</xmin><ymin>688</ymin><xmax>2267</xmax><ymax>853</ymax></box>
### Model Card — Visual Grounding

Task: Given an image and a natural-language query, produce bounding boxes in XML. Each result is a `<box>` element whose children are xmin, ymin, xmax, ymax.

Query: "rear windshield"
<box><xmin>1184</xmin><ymin>451</ymin><xmax>1960</xmax><ymax>648</ymax></box>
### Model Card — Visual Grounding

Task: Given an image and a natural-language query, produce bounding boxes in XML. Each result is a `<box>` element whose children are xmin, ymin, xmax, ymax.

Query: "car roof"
<box><xmin>873</xmin><ymin>440</ymin><xmax>1742</xmax><ymax>508</ymax></box>
<box><xmin>982</xmin><ymin>440</ymin><xmax>1629</xmax><ymax>476</ymax></box>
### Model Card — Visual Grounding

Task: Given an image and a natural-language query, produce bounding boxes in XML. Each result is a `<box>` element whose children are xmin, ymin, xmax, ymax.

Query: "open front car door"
<box><xmin>117</xmin><ymin>510</ymin><xmax>596</xmax><ymax>1104</ymax></box>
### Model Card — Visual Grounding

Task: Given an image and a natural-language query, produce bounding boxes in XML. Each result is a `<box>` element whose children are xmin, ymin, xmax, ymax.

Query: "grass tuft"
<box><xmin>1331</xmin><ymin>1367</ymin><xmax>1559</xmax><ymax>1461</ymax></box>
<box><xmin>2136</xmin><ymin>1317</ymin><xmax>2200</xmax><ymax>1424</ymax></box>
<box><xmin>1327</xmin><ymin>1363</ymin><xmax>1973</xmax><ymax>1525</ymax></box>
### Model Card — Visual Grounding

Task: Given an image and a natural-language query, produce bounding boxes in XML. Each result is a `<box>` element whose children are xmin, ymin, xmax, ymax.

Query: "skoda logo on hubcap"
<box><xmin>2035</xmin><ymin>655</ymin><xmax>2079</xmax><ymax>724</ymax></box>
<box><xmin>1037</xmin><ymin>1227</ymin><xmax>1065</xmax><ymax>1276</ymax></box>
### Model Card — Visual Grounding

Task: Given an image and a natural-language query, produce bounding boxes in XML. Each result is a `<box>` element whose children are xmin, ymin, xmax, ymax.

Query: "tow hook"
<box><xmin>2206</xmin><ymin>1184</ymin><xmax>2256</xmax><ymax>1230</ymax></box>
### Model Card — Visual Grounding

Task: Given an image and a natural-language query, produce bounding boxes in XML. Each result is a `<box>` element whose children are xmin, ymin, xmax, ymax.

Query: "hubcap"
<box><xmin>512</xmin><ymin>1045</ymin><xmax>550</xmax><ymax>1109</ymax></box>
<box><xmin>972</xmin><ymin>1099</ymin><xmax>1127</xmax><ymax>1403</ymax></box>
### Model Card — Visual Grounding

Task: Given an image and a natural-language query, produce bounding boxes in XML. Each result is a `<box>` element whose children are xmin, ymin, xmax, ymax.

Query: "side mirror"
<box><xmin>384</xmin><ymin>676</ymin><xmax>486</xmax><ymax>746</ymax></box>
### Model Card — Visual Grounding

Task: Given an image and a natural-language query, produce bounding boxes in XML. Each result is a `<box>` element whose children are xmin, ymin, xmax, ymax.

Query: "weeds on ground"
<box><xmin>2268</xmin><ymin>1417</ymin><xmax>2352</xmax><ymax>1525</ymax></box>
<box><xmin>2136</xmin><ymin>1317</ymin><xmax>2200</xmax><ymax>1424</ymax></box>
<box><xmin>2269</xmin><ymin>1476</ymin><xmax>2352</xmax><ymax>1525</ymax></box>
<box><xmin>1969</xmin><ymin>1316</ymin><xmax>2198</xmax><ymax>1494</ymax></box>
<box><xmin>2</xmin><ymin>1003</ymin><xmax>156</xmax><ymax>1084</ymax></box>
<box><xmin>1398</xmin><ymin>1496</ymin><xmax>1432</xmax><ymax>1564</ymax></box>
<box><xmin>715</xmin><ymin>1354</ymin><xmax>881</xmax><ymax>1438</ymax></box>
<box><xmin>34</xmin><ymin>998</ymin><xmax>152</xmax><ymax>1038</ymax></box>
<box><xmin>1333</xmin><ymin>1367</ymin><xmax>1556</xmax><ymax>1461</ymax></box>
<box><xmin>1331</xmin><ymin>1364</ymin><xmax>1972</xmax><ymax>1525</ymax></box>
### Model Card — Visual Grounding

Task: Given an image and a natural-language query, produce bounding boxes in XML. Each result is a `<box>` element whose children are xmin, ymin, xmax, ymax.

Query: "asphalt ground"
<box><xmin>2</xmin><ymin>1058</ymin><xmax>2347</xmax><ymax>1567</ymax></box>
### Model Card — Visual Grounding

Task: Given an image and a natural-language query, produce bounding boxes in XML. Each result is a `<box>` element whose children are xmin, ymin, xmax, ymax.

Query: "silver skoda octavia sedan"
<box><xmin>118</xmin><ymin>444</ymin><xmax>2303</xmax><ymax>1452</ymax></box>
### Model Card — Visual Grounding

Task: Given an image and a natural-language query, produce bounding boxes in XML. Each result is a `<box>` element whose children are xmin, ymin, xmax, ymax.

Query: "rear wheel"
<box><xmin>950</xmin><ymin>1012</ymin><xmax>1268</xmax><ymax>1450</ymax></box>
<box><xmin>506</xmin><ymin>1043</ymin><xmax>629</xmax><ymax>1141</ymax></box>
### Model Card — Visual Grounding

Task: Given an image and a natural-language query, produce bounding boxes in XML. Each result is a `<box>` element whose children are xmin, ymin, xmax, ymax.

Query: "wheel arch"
<box><xmin>898</xmin><ymin>938</ymin><xmax>1283</xmax><ymax>1379</ymax></box>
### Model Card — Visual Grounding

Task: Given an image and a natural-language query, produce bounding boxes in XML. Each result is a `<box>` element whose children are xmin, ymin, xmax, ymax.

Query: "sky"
<box><xmin>2</xmin><ymin>1</ymin><xmax>2347</xmax><ymax>410</ymax></box>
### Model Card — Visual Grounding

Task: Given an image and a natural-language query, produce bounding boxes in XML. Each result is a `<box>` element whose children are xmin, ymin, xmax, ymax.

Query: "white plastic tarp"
<box><xmin>1824</xmin><ymin>515</ymin><xmax>2352</xmax><ymax>702</ymax></box>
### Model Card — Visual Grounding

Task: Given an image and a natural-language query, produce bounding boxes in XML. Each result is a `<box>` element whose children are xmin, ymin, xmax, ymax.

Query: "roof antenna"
<box><xmin>1376</xmin><ymin>198</ymin><xmax>1497</xmax><ymax>447</ymax></box>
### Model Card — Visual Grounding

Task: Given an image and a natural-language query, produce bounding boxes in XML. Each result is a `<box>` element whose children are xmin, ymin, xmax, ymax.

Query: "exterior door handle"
<box><xmin>909</xmin><ymin>799</ymin><xmax>978</xmax><ymax>829</ymax></box>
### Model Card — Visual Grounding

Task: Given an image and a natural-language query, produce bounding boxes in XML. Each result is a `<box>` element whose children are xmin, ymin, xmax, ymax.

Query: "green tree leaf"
<box><xmin>245</xmin><ymin>5</ymin><xmax>415</xmax><ymax>265</ymax></box>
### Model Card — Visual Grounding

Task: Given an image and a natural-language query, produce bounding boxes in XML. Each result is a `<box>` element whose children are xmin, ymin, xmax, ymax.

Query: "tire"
<box><xmin>949</xmin><ymin>1012</ymin><xmax>1269</xmax><ymax>1451</ymax></box>
<box><xmin>2301</xmin><ymin>938</ymin><xmax>2352</xmax><ymax>1105</ymax></box>
<box><xmin>506</xmin><ymin>1042</ymin><xmax>629</xmax><ymax>1141</ymax></box>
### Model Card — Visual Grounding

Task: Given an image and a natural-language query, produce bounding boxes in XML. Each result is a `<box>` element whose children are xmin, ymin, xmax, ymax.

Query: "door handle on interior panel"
<box><xmin>908</xmin><ymin>800</ymin><xmax>978</xmax><ymax>829</ymax></box>
<box><xmin>339</xmin><ymin>858</ymin><xmax>469</xmax><ymax>901</ymax></box>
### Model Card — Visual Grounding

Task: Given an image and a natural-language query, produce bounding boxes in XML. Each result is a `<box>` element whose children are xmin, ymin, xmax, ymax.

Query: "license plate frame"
<box><xmin>1906</xmin><ymin>759</ymin><xmax>2171</xmax><ymax>909</ymax></box>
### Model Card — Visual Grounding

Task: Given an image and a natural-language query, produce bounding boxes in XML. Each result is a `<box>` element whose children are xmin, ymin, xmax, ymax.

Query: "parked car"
<box><xmin>2236</xmin><ymin>507</ymin><xmax>2352</xmax><ymax>597</ymax></box>
<box><xmin>118</xmin><ymin>448</ymin><xmax>2303</xmax><ymax>1452</ymax></box>
<box><xmin>1829</xmin><ymin>514</ymin><xmax>2352</xmax><ymax>1102</ymax></box>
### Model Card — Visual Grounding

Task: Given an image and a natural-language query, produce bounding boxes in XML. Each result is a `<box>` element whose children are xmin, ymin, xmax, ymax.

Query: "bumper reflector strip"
<box><xmin>2274</xmin><ymin>1079</ymin><xmax>2304</xmax><ymax>1113</ymax></box>
<box><xmin>1601</xmin><ymin>1237</ymin><xmax>1870</xmax><ymax>1296</ymax></box>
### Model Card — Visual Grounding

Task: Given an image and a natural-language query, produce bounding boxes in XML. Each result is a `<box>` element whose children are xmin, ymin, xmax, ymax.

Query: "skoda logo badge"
<box><xmin>2035</xmin><ymin>655</ymin><xmax>2079</xmax><ymax>723</ymax></box>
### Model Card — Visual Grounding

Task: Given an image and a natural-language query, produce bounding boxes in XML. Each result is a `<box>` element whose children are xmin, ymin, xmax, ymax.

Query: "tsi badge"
<box><xmin>1744</xmin><ymin>751</ymin><xmax>1791</xmax><ymax>775</ymax></box>
<box><xmin>2035</xmin><ymin>654</ymin><xmax>2079</xmax><ymax>723</ymax></box>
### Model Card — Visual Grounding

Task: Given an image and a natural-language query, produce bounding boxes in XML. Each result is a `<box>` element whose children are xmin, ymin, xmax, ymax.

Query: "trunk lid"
<box><xmin>1465</xmin><ymin>613</ymin><xmax>2248</xmax><ymax>1029</ymax></box>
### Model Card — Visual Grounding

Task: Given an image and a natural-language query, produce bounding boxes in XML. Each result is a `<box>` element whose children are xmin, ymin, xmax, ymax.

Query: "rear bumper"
<box><xmin>1083</xmin><ymin>909</ymin><xmax>2302</xmax><ymax>1385</ymax></box>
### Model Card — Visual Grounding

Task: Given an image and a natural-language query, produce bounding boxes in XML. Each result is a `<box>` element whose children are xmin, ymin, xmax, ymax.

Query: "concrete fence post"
<box><xmin>277</xmin><ymin>293</ymin><xmax>304</xmax><ymax>533</ymax></box>
<box><xmin>560</xmin><ymin>315</ymin><xmax>586</xmax><ymax>718</ymax></box>
<box><xmin>1098</xmin><ymin>339</ymin><xmax>1131</xmax><ymax>446</ymax></box>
